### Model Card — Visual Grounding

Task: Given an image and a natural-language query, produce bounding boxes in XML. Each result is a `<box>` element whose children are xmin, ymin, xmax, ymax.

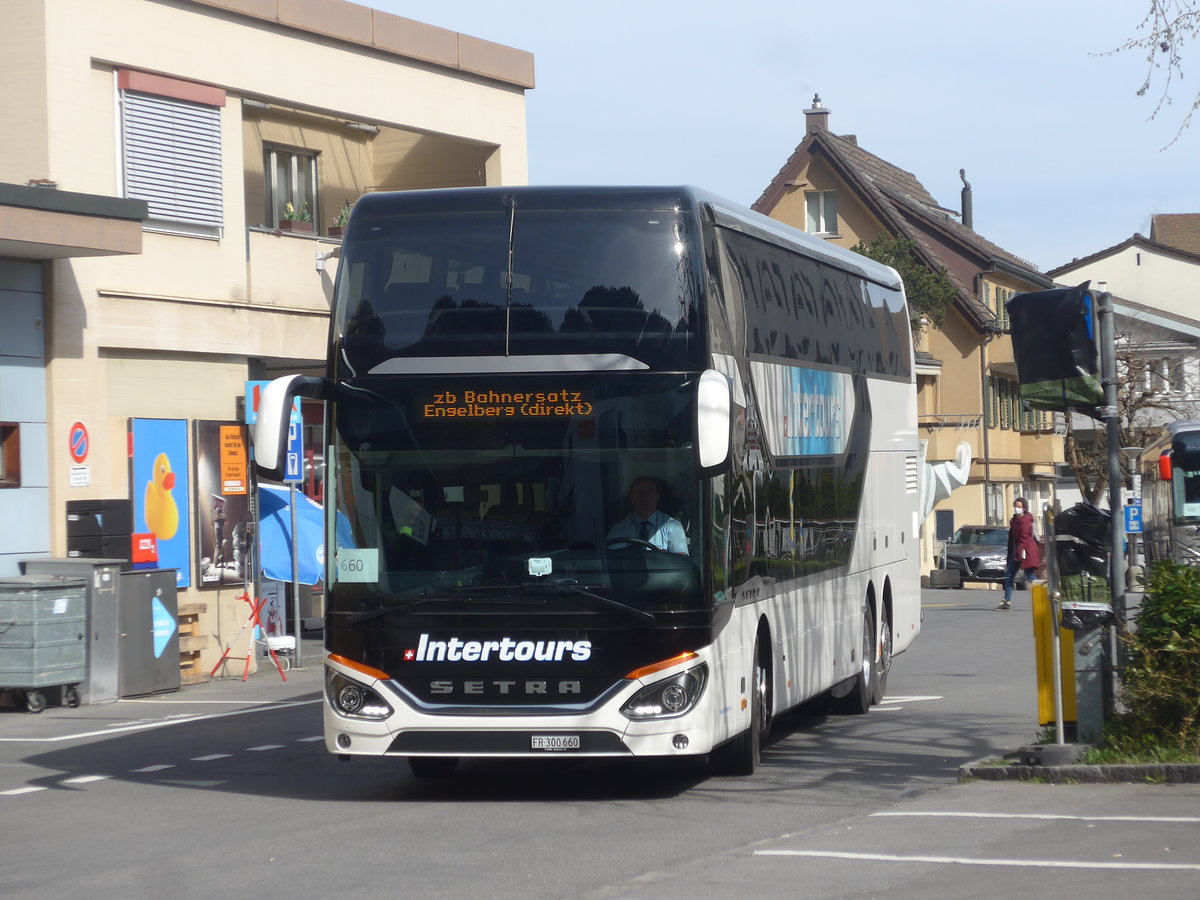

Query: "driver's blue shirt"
<box><xmin>607</xmin><ymin>511</ymin><xmax>688</xmax><ymax>555</ymax></box>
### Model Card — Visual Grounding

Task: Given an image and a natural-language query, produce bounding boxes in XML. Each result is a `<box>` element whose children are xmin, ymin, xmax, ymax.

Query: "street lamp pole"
<box><xmin>1098</xmin><ymin>290</ymin><xmax>1125</xmax><ymax>712</ymax></box>
<box><xmin>1098</xmin><ymin>291</ymin><xmax>1125</xmax><ymax>623</ymax></box>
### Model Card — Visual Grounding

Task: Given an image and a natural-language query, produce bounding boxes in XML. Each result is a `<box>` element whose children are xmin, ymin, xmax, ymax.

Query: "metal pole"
<box><xmin>1098</xmin><ymin>290</ymin><xmax>1124</xmax><ymax>707</ymax></box>
<box><xmin>980</xmin><ymin>334</ymin><xmax>993</xmax><ymax>523</ymax></box>
<box><xmin>1044</xmin><ymin>505</ymin><xmax>1065</xmax><ymax>745</ymax></box>
<box><xmin>289</xmin><ymin>482</ymin><xmax>302</xmax><ymax>669</ymax></box>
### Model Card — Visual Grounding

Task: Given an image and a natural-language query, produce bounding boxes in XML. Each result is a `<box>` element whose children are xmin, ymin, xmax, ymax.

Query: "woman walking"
<box><xmin>999</xmin><ymin>497</ymin><xmax>1040</xmax><ymax>610</ymax></box>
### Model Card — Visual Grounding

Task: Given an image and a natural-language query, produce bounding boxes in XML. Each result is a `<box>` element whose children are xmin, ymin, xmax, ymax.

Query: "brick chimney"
<box><xmin>805</xmin><ymin>94</ymin><xmax>830</xmax><ymax>133</ymax></box>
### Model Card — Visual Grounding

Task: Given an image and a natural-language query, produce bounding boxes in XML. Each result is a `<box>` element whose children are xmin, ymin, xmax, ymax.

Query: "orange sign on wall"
<box><xmin>220</xmin><ymin>426</ymin><xmax>248</xmax><ymax>495</ymax></box>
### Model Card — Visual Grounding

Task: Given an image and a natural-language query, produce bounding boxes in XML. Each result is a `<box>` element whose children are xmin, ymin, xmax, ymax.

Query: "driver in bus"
<box><xmin>608</xmin><ymin>476</ymin><xmax>688</xmax><ymax>555</ymax></box>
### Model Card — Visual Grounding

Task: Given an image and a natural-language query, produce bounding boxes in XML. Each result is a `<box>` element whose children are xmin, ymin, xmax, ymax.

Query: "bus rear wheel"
<box><xmin>871</xmin><ymin>604</ymin><xmax>892</xmax><ymax>705</ymax></box>
<box><xmin>829</xmin><ymin>604</ymin><xmax>875</xmax><ymax>715</ymax></box>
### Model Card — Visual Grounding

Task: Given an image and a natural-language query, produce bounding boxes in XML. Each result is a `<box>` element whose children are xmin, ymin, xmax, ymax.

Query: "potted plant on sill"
<box><xmin>279</xmin><ymin>201</ymin><xmax>314</xmax><ymax>233</ymax></box>
<box><xmin>328</xmin><ymin>200</ymin><xmax>352</xmax><ymax>238</ymax></box>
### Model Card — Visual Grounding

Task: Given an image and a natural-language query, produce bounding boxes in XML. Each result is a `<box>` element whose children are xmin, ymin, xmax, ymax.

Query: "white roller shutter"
<box><xmin>122</xmin><ymin>91</ymin><xmax>223</xmax><ymax>227</ymax></box>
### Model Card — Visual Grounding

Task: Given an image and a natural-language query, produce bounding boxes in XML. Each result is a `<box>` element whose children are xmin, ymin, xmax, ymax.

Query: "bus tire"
<box><xmin>829</xmin><ymin>604</ymin><xmax>874</xmax><ymax>715</ymax></box>
<box><xmin>408</xmin><ymin>756</ymin><xmax>459</xmax><ymax>778</ymax></box>
<box><xmin>710</xmin><ymin>632</ymin><xmax>770</xmax><ymax>776</ymax></box>
<box><xmin>871</xmin><ymin>603</ymin><xmax>892</xmax><ymax>706</ymax></box>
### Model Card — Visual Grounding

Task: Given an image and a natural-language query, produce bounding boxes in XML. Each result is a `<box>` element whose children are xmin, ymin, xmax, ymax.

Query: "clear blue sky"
<box><xmin>372</xmin><ymin>0</ymin><xmax>1196</xmax><ymax>273</ymax></box>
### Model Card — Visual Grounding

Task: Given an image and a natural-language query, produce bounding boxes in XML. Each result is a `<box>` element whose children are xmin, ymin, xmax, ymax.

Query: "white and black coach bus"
<box><xmin>254</xmin><ymin>186</ymin><xmax>920</xmax><ymax>776</ymax></box>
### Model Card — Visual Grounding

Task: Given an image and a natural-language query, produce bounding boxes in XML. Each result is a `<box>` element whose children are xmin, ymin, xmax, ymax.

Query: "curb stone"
<box><xmin>960</xmin><ymin>757</ymin><xmax>1200</xmax><ymax>784</ymax></box>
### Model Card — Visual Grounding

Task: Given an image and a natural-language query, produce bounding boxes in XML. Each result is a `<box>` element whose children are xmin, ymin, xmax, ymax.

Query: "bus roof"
<box><xmin>353</xmin><ymin>185</ymin><xmax>904</xmax><ymax>292</ymax></box>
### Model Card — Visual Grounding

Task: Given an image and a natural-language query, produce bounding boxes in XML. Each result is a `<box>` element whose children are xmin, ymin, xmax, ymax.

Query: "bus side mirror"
<box><xmin>696</xmin><ymin>368</ymin><xmax>731</xmax><ymax>472</ymax></box>
<box><xmin>253</xmin><ymin>375</ymin><xmax>327</xmax><ymax>482</ymax></box>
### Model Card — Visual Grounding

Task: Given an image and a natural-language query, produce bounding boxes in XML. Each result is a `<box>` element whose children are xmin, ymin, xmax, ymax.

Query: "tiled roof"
<box><xmin>1150</xmin><ymin>214</ymin><xmax>1200</xmax><ymax>254</ymax></box>
<box><xmin>1046</xmin><ymin>232</ymin><xmax>1200</xmax><ymax>277</ymax></box>
<box><xmin>753</xmin><ymin>123</ymin><xmax>1047</xmax><ymax>330</ymax></box>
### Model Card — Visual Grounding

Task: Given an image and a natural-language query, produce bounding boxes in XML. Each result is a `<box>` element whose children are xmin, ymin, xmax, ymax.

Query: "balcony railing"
<box><xmin>918</xmin><ymin>413</ymin><xmax>983</xmax><ymax>430</ymax></box>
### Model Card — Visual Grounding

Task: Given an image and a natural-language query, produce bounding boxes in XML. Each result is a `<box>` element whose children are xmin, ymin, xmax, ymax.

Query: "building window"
<box><xmin>266</xmin><ymin>146</ymin><xmax>318</xmax><ymax>228</ymax></box>
<box><xmin>989</xmin><ymin>376</ymin><xmax>1028</xmax><ymax>431</ymax></box>
<box><xmin>120</xmin><ymin>90</ymin><xmax>223</xmax><ymax>233</ymax></box>
<box><xmin>993</xmin><ymin>286</ymin><xmax>1012</xmax><ymax>330</ymax></box>
<box><xmin>1140</xmin><ymin>357</ymin><xmax>1185</xmax><ymax>395</ymax></box>
<box><xmin>804</xmin><ymin>190</ymin><xmax>838</xmax><ymax>235</ymax></box>
<box><xmin>0</xmin><ymin>423</ymin><xmax>19</xmax><ymax>488</ymax></box>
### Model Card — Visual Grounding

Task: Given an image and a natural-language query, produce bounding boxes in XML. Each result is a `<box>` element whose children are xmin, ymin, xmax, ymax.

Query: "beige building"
<box><xmin>753</xmin><ymin>97</ymin><xmax>1064</xmax><ymax>578</ymax></box>
<box><xmin>0</xmin><ymin>0</ymin><xmax>533</xmax><ymax>679</ymax></box>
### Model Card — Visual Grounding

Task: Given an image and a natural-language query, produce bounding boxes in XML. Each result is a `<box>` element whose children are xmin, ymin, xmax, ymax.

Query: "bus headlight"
<box><xmin>620</xmin><ymin>663</ymin><xmax>708</xmax><ymax>720</ymax></box>
<box><xmin>326</xmin><ymin>669</ymin><xmax>393</xmax><ymax>720</ymax></box>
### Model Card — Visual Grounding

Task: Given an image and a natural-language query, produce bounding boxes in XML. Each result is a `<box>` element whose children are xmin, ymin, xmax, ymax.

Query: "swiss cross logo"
<box><xmin>403</xmin><ymin>648</ymin><xmax>416</xmax><ymax>661</ymax></box>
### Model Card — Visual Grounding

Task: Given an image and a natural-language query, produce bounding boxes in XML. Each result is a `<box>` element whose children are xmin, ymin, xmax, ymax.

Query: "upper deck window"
<box><xmin>334</xmin><ymin>208</ymin><xmax>702</xmax><ymax>372</ymax></box>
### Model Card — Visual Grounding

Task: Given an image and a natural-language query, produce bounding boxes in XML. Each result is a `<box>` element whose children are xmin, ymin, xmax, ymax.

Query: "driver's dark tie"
<box><xmin>639</xmin><ymin>520</ymin><xmax>653</xmax><ymax>543</ymax></box>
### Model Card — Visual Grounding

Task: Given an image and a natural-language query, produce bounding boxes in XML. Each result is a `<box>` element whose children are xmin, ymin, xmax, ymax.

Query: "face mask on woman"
<box><xmin>1013</xmin><ymin>505</ymin><xmax>1023</xmax><ymax>515</ymax></box>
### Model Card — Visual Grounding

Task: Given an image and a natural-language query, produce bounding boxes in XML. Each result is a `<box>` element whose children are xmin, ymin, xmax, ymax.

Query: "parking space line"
<box><xmin>247</xmin><ymin>745</ymin><xmax>285</xmax><ymax>752</ymax></box>
<box><xmin>191</xmin><ymin>754</ymin><xmax>233</xmax><ymax>762</ymax></box>
<box><xmin>754</xmin><ymin>849</ymin><xmax>1200</xmax><ymax>871</ymax></box>
<box><xmin>63</xmin><ymin>775</ymin><xmax>112</xmax><ymax>784</ymax></box>
<box><xmin>873</xmin><ymin>811</ymin><xmax>1200</xmax><ymax>824</ymax></box>
<box><xmin>2</xmin><ymin>786</ymin><xmax>48</xmax><ymax>796</ymax></box>
<box><xmin>0</xmin><ymin>699</ymin><xmax>322</xmax><ymax>744</ymax></box>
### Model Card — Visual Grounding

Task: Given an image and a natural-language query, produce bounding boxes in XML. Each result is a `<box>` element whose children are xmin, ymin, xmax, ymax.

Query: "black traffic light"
<box><xmin>1006</xmin><ymin>281</ymin><xmax>1102</xmax><ymax>417</ymax></box>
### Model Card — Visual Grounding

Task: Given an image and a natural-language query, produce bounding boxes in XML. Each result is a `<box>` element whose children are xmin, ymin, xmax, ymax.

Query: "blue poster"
<box><xmin>131</xmin><ymin>418</ymin><xmax>192</xmax><ymax>588</ymax></box>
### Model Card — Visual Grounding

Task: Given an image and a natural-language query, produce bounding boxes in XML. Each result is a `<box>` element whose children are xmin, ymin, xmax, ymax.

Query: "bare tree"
<box><xmin>1109</xmin><ymin>1</ymin><xmax>1200</xmax><ymax>142</ymax></box>
<box><xmin>1064</xmin><ymin>329</ymin><xmax>1198</xmax><ymax>503</ymax></box>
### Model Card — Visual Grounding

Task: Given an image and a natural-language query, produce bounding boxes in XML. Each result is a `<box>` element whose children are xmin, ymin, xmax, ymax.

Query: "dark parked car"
<box><xmin>937</xmin><ymin>525</ymin><xmax>1018</xmax><ymax>585</ymax></box>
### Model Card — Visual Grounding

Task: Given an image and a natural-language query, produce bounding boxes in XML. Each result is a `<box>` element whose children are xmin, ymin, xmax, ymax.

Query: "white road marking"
<box><xmin>297</xmin><ymin>735</ymin><xmax>324</xmax><ymax>742</ymax></box>
<box><xmin>873</xmin><ymin>811</ymin><xmax>1200</xmax><ymax>824</ymax></box>
<box><xmin>130</xmin><ymin>765</ymin><xmax>175</xmax><ymax>773</ymax></box>
<box><xmin>2</xmin><ymin>786</ymin><xmax>48</xmax><ymax>796</ymax></box>
<box><xmin>0</xmin><ymin>699</ymin><xmax>322</xmax><ymax>744</ymax></box>
<box><xmin>63</xmin><ymin>775</ymin><xmax>111</xmax><ymax>784</ymax></box>
<box><xmin>191</xmin><ymin>754</ymin><xmax>233</xmax><ymax>762</ymax></box>
<box><xmin>247</xmin><ymin>745</ymin><xmax>285</xmax><ymax>751</ymax></box>
<box><xmin>121</xmin><ymin>699</ymin><xmax>283</xmax><ymax>705</ymax></box>
<box><xmin>754</xmin><ymin>849</ymin><xmax>1200</xmax><ymax>871</ymax></box>
<box><xmin>877</xmin><ymin>696</ymin><xmax>943</xmax><ymax>703</ymax></box>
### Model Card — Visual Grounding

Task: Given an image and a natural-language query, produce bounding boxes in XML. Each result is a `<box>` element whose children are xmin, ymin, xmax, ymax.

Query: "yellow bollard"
<box><xmin>1031</xmin><ymin>581</ymin><xmax>1076</xmax><ymax>727</ymax></box>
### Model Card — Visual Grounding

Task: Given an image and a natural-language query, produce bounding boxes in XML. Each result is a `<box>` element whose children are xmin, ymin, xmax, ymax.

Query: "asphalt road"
<box><xmin>1</xmin><ymin>586</ymin><xmax>1197</xmax><ymax>899</ymax></box>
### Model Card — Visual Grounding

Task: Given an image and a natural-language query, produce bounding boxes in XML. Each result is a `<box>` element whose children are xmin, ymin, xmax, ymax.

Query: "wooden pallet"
<box><xmin>178</xmin><ymin>601</ymin><xmax>209</xmax><ymax>684</ymax></box>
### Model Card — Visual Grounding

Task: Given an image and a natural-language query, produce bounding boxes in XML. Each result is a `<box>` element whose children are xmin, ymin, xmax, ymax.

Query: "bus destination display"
<box><xmin>422</xmin><ymin>388</ymin><xmax>594</xmax><ymax>419</ymax></box>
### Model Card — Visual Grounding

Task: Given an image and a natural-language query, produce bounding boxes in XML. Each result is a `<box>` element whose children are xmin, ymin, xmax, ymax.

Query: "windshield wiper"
<box><xmin>554</xmin><ymin>580</ymin><xmax>657</xmax><ymax>625</ymax></box>
<box><xmin>345</xmin><ymin>591</ymin><xmax>550</xmax><ymax>625</ymax></box>
<box><xmin>450</xmin><ymin>581</ymin><xmax>655</xmax><ymax>625</ymax></box>
<box><xmin>343</xmin><ymin>598</ymin><xmax>446</xmax><ymax>626</ymax></box>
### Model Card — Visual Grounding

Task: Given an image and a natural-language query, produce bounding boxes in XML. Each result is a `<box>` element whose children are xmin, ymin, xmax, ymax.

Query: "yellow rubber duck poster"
<box><xmin>130</xmin><ymin>418</ymin><xmax>192</xmax><ymax>588</ymax></box>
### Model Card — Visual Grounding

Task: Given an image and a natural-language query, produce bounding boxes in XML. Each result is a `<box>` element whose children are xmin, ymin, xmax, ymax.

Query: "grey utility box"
<box><xmin>22</xmin><ymin>558</ymin><xmax>123</xmax><ymax>704</ymax></box>
<box><xmin>118</xmin><ymin>569</ymin><xmax>180</xmax><ymax>697</ymax></box>
<box><xmin>0</xmin><ymin>576</ymin><xmax>87</xmax><ymax>712</ymax></box>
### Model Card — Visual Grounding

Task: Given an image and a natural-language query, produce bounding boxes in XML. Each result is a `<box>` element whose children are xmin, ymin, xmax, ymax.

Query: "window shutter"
<box><xmin>122</xmin><ymin>91</ymin><xmax>223</xmax><ymax>227</ymax></box>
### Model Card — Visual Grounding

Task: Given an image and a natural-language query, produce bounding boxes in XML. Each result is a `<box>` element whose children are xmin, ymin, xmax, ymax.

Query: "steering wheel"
<box><xmin>606</xmin><ymin>537</ymin><xmax>663</xmax><ymax>552</ymax></box>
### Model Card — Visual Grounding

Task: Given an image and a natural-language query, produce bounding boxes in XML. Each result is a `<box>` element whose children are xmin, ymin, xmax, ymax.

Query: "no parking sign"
<box><xmin>69</xmin><ymin>422</ymin><xmax>89</xmax><ymax>463</ymax></box>
<box><xmin>69</xmin><ymin>422</ymin><xmax>91</xmax><ymax>487</ymax></box>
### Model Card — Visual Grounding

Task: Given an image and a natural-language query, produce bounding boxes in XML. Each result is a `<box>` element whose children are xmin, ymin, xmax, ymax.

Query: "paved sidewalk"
<box><xmin>0</xmin><ymin>636</ymin><xmax>324</xmax><ymax>744</ymax></box>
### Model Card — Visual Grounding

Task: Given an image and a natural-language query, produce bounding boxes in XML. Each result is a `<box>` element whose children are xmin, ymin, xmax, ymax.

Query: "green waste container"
<box><xmin>0</xmin><ymin>576</ymin><xmax>87</xmax><ymax>712</ymax></box>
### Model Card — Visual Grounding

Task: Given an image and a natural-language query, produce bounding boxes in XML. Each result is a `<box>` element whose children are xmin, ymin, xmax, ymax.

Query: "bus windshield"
<box><xmin>1172</xmin><ymin>467</ymin><xmax>1200</xmax><ymax>523</ymax></box>
<box><xmin>328</xmin><ymin>372</ymin><xmax>706</xmax><ymax>619</ymax></box>
<box><xmin>334</xmin><ymin>207</ymin><xmax>702</xmax><ymax>372</ymax></box>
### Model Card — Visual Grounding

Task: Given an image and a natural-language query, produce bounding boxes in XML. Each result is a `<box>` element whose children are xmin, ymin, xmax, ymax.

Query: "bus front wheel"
<box><xmin>710</xmin><ymin>633</ymin><xmax>770</xmax><ymax>776</ymax></box>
